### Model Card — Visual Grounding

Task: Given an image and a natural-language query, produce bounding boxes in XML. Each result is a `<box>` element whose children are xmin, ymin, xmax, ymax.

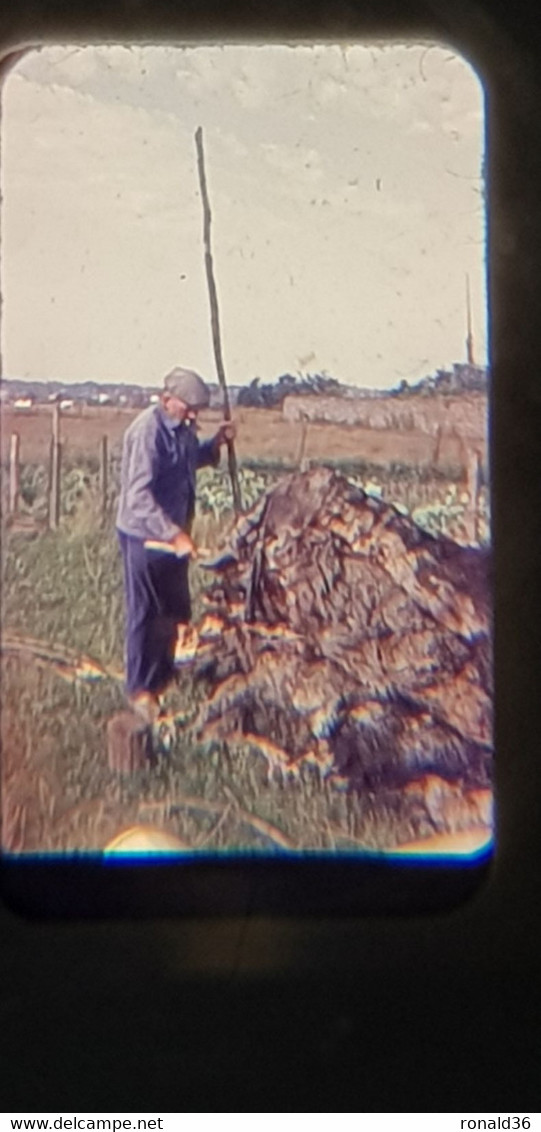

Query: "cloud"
<box><xmin>2</xmin><ymin>44</ymin><xmax>487</xmax><ymax>387</ymax></box>
<box><xmin>232</xmin><ymin>75</ymin><xmax>266</xmax><ymax>111</ymax></box>
<box><xmin>317</xmin><ymin>76</ymin><xmax>348</xmax><ymax>105</ymax></box>
<box><xmin>214</xmin><ymin>130</ymin><xmax>250</xmax><ymax>160</ymax></box>
<box><xmin>46</xmin><ymin>47</ymin><xmax>99</xmax><ymax>85</ymax></box>
<box><xmin>97</xmin><ymin>44</ymin><xmax>146</xmax><ymax>81</ymax></box>
<box><xmin>406</xmin><ymin>119</ymin><xmax>433</xmax><ymax>136</ymax></box>
<box><xmin>175</xmin><ymin>50</ymin><xmax>223</xmax><ymax>95</ymax></box>
<box><xmin>259</xmin><ymin>141</ymin><xmax>323</xmax><ymax>179</ymax></box>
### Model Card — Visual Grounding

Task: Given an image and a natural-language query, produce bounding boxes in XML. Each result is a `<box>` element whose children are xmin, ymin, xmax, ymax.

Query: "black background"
<box><xmin>2</xmin><ymin>0</ymin><xmax>541</xmax><ymax>1112</ymax></box>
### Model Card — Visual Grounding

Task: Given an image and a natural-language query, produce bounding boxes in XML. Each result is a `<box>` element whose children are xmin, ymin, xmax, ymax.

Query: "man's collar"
<box><xmin>156</xmin><ymin>404</ymin><xmax>181</xmax><ymax>433</ymax></box>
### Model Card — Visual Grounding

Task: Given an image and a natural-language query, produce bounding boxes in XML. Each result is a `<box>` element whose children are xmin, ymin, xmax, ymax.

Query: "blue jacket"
<box><xmin>116</xmin><ymin>405</ymin><xmax>219</xmax><ymax>541</ymax></box>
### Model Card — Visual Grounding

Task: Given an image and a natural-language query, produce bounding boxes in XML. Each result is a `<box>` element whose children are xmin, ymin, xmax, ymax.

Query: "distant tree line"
<box><xmin>391</xmin><ymin>363</ymin><xmax>488</xmax><ymax>398</ymax></box>
<box><xmin>237</xmin><ymin>372</ymin><xmax>341</xmax><ymax>409</ymax></box>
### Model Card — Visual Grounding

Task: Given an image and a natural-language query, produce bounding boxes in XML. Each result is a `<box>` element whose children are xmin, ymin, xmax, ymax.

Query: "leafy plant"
<box><xmin>62</xmin><ymin>467</ymin><xmax>99</xmax><ymax>517</ymax></box>
<box><xmin>196</xmin><ymin>465</ymin><xmax>272</xmax><ymax>518</ymax></box>
<box><xmin>19</xmin><ymin>463</ymin><xmax>48</xmax><ymax>514</ymax></box>
<box><xmin>411</xmin><ymin>484</ymin><xmax>490</xmax><ymax>545</ymax></box>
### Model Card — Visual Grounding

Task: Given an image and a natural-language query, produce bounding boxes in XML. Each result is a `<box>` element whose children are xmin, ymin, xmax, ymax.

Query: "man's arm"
<box><xmin>122</xmin><ymin>429</ymin><xmax>183</xmax><ymax>542</ymax></box>
<box><xmin>196</xmin><ymin>435</ymin><xmax>221</xmax><ymax>469</ymax></box>
<box><xmin>197</xmin><ymin>420</ymin><xmax>236</xmax><ymax>468</ymax></box>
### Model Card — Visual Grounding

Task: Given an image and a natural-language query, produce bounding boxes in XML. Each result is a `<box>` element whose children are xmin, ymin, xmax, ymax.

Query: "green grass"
<box><xmin>1</xmin><ymin>509</ymin><xmax>416</xmax><ymax>857</ymax></box>
<box><xmin>3</xmin><ymin>646</ymin><xmax>432</xmax><ymax>855</ymax></box>
<box><xmin>1</xmin><ymin>457</ymin><xmax>489</xmax><ymax>855</ymax></box>
<box><xmin>2</xmin><ymin>644</ymin><xmax>389</xmax><ymax>855</ymax></box>
<box><xmin>2</xmin><ymin>519</ymin><xmax>125</xmax><ymax>667</ymax></box>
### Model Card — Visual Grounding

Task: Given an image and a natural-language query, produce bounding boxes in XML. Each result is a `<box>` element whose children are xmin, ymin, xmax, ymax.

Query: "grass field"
<box><xmin>2</xmin><ymin>504</ymin><xmax>390</xmax><ymax>856</ymax></box>
<box><xmin>1</xmin><ymin>400</ymin><xmax>487</xmax><ymax>470</ymax></box>
<box><xmin>1</xmin><ymin>401</ymin><xmax>491</xmax><ymax>856</ymax></box>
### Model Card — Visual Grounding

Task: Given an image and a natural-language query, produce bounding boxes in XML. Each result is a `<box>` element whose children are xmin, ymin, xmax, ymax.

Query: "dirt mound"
<box><xmin>185</xmin><ymin>467</ymin><xmax>492</xmax><ymax>838</ymax></box>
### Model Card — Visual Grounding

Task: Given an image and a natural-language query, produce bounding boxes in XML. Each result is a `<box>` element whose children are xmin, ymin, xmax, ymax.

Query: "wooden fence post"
<box><xmin>107</xmin><ymin>711</ymin><xmax>155</xmax><ymax>774</ymax></box>
<box><xmin>48</xmin><ymin>402</ymin><xmax>62</xmax><ymax>530</ymax></box>
<box><xmin>8</xmin><ymin>432</ymin><xmax>20</xmax><ymax>515</ymax></box>
<box><xmin>465</xmin><ymin>448</ymin><xmax>481</xmax><ymax>544</ymax></box>
<box><xmin>99</xmin><ymin>434</ymin><xmax>108</xmax><ymax>520</ymax></box>
<box><xmin>296</xmin><ymin>414</ymin><xmax>309</xmax><ymax>471</ymax></box>
<box><xmin>432</xmin><ymin>424</ymin><xmax>443</xmax><ymax>470</ymax></box>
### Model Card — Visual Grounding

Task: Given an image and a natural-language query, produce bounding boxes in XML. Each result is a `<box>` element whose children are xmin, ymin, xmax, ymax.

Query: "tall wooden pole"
<box><xmin>0</xmin><ymin>52</ymin><xmax>27</xmax><ymax>386</ymax></box>
<box><xmin>0</xmin><ymin>71</ymin><xmax>3</xmax><ymax>385</ymax></box>
<box><xmin>194</xmin><ymin>126</ymin><xmax>242</xmax><ymax>514</ymax></box>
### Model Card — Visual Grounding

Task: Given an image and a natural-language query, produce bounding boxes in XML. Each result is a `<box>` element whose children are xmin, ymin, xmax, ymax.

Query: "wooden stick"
<box><xmin>1</xmin><ymin>632</ymin><xmax>124</xmax><ymax>682</ymax></box>
<box><xmin>99</xmin><ymin>434</ymin><xmax>108</xmax><ymax>521</ymax></box>
<box><xmin>0</xmin><ymin>52</ymin><xmax>27</xmax><ymax>382</ymax></box>
<box><xmin>9</xmin><ymin>432</ymin><xmax>20</xmax><ymax>514</ymax></box>
<box><xmin>295</xmin><ymin>413</ymin><xmax>309</xmax><ymax>471</ymax></box>
<box><xmin>0</xmin><ymin>87</ymin><xmax>3</xmax><ymax>385</ymax></box>
<box><xmin>194</xmin><ymin>126</ymin><xmax>242</xmax><ymax>514</ymax></box>
<box><xmin>465</xmin><ymin>448</ymin><xmax>482</xmax><ymax>544</ymax></box>
<box><xmin>52</xmin><ymin>400</ymin><xmax>61</xmax><ymax>445</ymax></box>
<box><xmin>48</xmin><ymin>403</ymin><xmax>62</xmax><ymax>530</ymax></box>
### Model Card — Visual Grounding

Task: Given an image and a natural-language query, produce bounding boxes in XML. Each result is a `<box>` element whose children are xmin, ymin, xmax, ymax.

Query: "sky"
<box><xmin>1</xmin><ymin>42</ymin><xmax>487</xmax><ymax>389</ymax></box>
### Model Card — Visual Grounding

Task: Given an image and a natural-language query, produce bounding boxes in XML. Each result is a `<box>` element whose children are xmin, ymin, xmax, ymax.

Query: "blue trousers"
<box><xmin>118</xmin><ymin>532</ymin><xmax>191</xmax><ymax>696</ymax></box>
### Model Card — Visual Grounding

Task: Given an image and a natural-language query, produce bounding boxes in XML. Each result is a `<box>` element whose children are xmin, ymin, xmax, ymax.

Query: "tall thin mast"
<box><xmin>466</xmin><ymin>273</ymin><xmax>475</xmax><ymax>365</ymax></box>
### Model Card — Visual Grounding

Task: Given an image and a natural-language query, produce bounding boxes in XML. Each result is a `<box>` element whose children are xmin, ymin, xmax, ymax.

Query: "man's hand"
<box><xmin>170</xmin><ymin>530</ymin><xmax>196</xmax><ymax>558</ymax></box>
<box><xmin>214</xmin><ymin>419</ymin><xmax>237</xmax><ymax>448</ymax></box>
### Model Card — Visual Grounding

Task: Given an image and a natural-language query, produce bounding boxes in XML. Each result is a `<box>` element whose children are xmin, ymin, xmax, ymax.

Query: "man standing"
<box><xmin>116</xmin><ymin>366</ymin><xmax>235</xmax><ymax>720</ymax></box>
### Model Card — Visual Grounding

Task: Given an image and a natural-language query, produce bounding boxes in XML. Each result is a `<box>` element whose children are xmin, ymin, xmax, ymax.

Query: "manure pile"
<box><xmin>182</xmin><ymin>467</ymin><xmax>492</xmax><ymax>844</ymax></box>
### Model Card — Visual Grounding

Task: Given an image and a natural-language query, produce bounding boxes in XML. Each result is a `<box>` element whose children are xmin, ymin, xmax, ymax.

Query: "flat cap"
<box><xmin>163</xmin><ymin>367</ymin><xmax>210</xmax><ymax>409</ymax></box>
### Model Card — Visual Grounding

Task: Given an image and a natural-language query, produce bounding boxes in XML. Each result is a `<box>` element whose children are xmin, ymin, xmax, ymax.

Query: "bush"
<box><xmin>237</xmin><ymin>371</ymin><xmax>341</xmax><ymax>409</ymax></box>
